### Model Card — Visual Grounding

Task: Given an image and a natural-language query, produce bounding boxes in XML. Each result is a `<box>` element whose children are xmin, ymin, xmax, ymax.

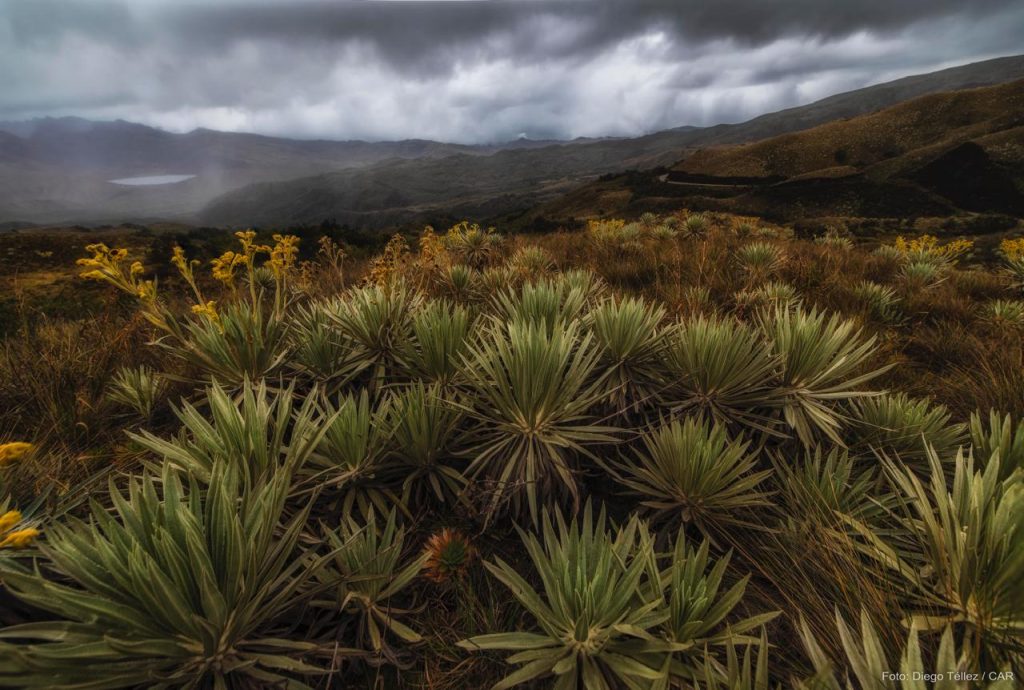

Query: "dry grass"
<box><xmin>674</xmin><ymin>79</ymin><xmax>1024</xmax><ymax>178</ymax></box>
<box><xmin>1</xmin><ymin>215</ymin><xmax>1022</xmax><ymax>687</ymax></box>
<box><xmin>507</xmin><ymin>215</ymin><xmax>1021</xmax><ymax>424</ymax></box>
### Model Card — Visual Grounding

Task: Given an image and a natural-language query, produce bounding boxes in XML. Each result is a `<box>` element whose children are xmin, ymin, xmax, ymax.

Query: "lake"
<box><xmin>109</xmin><ymin>174</ymin><xmax>197</xmax><ymax>186</ymax></box>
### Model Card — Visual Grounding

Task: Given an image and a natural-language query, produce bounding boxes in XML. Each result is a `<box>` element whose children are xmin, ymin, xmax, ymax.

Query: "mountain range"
<box><xmin>2</xmin><ymin>54</ymin><xmax>1024</xmax><ymax>228</ymax></box>
<box><xmin>667</xmin><ymin>78</ymin><xmax>1024</xmax><ymax>216</ymax></box>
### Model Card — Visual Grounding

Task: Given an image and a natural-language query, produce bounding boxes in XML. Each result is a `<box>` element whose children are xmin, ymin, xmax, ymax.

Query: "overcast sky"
<box><xmin>1</xmin><ymin>0</ymin><xmax>1022</xmax><ymax>143</ymax></box>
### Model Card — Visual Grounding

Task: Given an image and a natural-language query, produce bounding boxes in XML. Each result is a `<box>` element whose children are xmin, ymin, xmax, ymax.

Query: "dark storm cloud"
<box><xmin>17</xmin><ymin>0</ymin><xmax>1012</xmax><ymax>70</ymax></box>
<box><xmin>1</xmin><ymin>0</ymin><xmax>1022</xmax><ymax>142</ymax></box>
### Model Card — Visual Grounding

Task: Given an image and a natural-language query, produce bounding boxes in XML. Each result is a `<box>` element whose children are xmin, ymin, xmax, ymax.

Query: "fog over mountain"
<box><xmin>2</xmin><ymin>0</ymin><xmax>1023</xmax><ymax>142</ymax></box>
<box><xmin>2</xmin><ymin>55</ymin><xmax>1023</xmax><ymax>227</ymax></box>
<box><xmin>2</xmin><ymin>1</ymin><xmax>1024</xmax><ymax>227</ymax></box>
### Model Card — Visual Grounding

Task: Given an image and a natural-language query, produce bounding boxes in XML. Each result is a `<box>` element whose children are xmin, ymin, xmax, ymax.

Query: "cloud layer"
<box><xmin>1</xmin><ymin>0</ymin><xmax>1022</xmax><ymax>142</ymax></box>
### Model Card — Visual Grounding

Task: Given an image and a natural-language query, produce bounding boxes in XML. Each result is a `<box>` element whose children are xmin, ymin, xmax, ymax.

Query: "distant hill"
<box><xmin>200</xmin><ymin>55</ymin><xmax>1024</xmax><ymax>227</ymax></box>
<box><xmin>526</xmin><ymin>79</ymin><xmax>1024</xmax><ymax>224</ymax></box>
<box><xmin>2</xmin><ymin>54</ymin><xmax>1023</xmax><ymax>227</ymax></box>
<box><xmin>0</xmin><ymin>118</ymin><xmax>551</xmax><ymax>225</ymax></box>
<box><xmin>665</xmin><ymin>79</ymin><xmax>1024</xmax><ymax>218</ymax></box>
<box><xmin>0</xmin><ymin>117</ymin><xmax>534</xmax><ymax>173</ymax></box>
<box><xmin>682</xmin><ymin>55</ymin><xmax>1024</xmax><ymax>147</ymax></box>
<box><xmin>200</xmin><ymin>137</ymin><xmax>691</xmax><ymax>227</ymax></box>
<box><xmin>673</xmin><ymin>79</ymin><xmax>1024</xmax><ymax>179</ymax></box>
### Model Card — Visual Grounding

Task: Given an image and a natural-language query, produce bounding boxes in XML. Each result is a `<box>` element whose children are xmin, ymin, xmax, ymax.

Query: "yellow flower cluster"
<box><xmin>268</xmin><ymin>234</ymin><xmax>300</xmax><ymax>279</ymax></box>
<box><xmin>1000</xmin><ymin>237</ymin><xmax>1024</xmax><ymax>262</ymax></box>
<box><xmin>444</xmin><ymin>220</ymin><xmax>489</xmax><ymax>245</ymax></box>
<box><xmin>171</xmin><ymin>246</ymin><xmax>199</xmax><ymax>281</ymax></box>
<box><xmin>137</xmin><ymin>280</ymin><xmax>156</xmax><ymax>301</ymax></box>
<box><xmin>77</xmin><ymin>229</ymin><xmax>320</xmax><ymax>327</ymax></box>
<box><xmin>191</xmin><ymin>300</ymin><xmax>220</xmax><ymax>323</ymax></box>
<box><xmin>229</xmin><ymin>230</ymin><xmax>271</xmax><ymax>303</ymax></box>
<box><xmin>0</xmin><ymin>510</ymin><xmax>20</xmax><ymax>531</ymax></box>
<box><xmin>586</xmin><ymin>218</ymin><xmax>626</xmax><ymax>235</ymax></box>
<box><xmin>211</xmin><ymin>250</ymin><xmax>249</xmax><ymax>288</ymax></box>
<box><xmin>0</xmin><ymin>510</ymin><xmax>39</xmax><ymax>550</ymax></box>
<box><xmin>365</xmin><ymin>233</ymin><xmax>410</xmax><ymax>286</ymax></box>
<box><xmin>893</xmin><ymin>234</ymin><xmax>974</xmax><ymax>261</ymax></box>
<box><xmin>235</xmin><ymin>230</ymin><xmax>271</xmax><ymax>257</ymax></box>
<box><xmin>0</xmin><ymin>441</ymin><xmax>33</xmax><ymax>467</ymax></box>
<box><xmin>441</xmin><ymin>221</ymin><xmax>502</xmax><ymax>267</ymax></box>
<box><xmin>171</xmin><ymin>245</ymin><xmax>206</xmax><ymax>303</ymax></box>
<box><xmin>229</xmin><ymin>229</ymin><xmax>304</xmax><ymax>298</ymax></box>
<box><xmin>77</xmin><ymin>243</ymin><xmax>156</xmax><ymax>301</ymax></box>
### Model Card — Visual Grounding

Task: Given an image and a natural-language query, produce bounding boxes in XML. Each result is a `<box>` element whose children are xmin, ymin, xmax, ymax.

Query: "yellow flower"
<box><xmin>1000</xmin><ymin>237</ymin><xmax>1024</xmax><ymax>261</ymax></box>
<box><xmin>364</xmin><ymin>233</ymin><xmax>410</xmax><ymax>286</ymax></box>
<box><xmin>0</xmin><ymin>528</ymin><xmax>40</xmax><ymax>550</ymax></box>
<box><xmin>79</xmin><ymin>269</ymin><xmax>108</xmax><ymax>281</ymax></box>
<box><xmin>891</xmin><ymin>234</ymin><xmax>973</xmax><ymax>263</ymax></box>
<box><xmin>586</xmin><ymin>218</ymin><xmax>630</xmax><ymax>246</ymax></box>
<box><xmin>76</xmin><ymin>244</ymin><xmax>155</xmax><ymax>299</ymax></box>
<box><xmin>169</xmin><ymin>245</ymin><xmax>208</xmax><ymax>303</ymax></box>
<box><xmin>136</xmin><ymin>280</ymin><xmax>157</xmax><ymax>301</ymax></box>
<box><xmin>0</xmin><ymin>510</ymin><xmax>21</xmax><ymax>533</ymax></box>
<box><xmin>171</xmin><ymin>245</ymin><xmax>188</xmax><ymax>273</ymax></box>
<box><xmin>235</xmin><ymin>229</ymin><xmax>257</xmax><ymax>248</ymax></box>
<box><xmin>268</xmin><ymin>234</ymin><xmax>300</xmax><ymax>278</ymax></box>
<box><xmin>0</xmin><ymin>442</ymin><xmax>33</xmax><ymax>467</ymax></box>
<box><xmin>191</xmin><ymin>300</ymin><xmax>219</xmax><ymax>322</ymax></box>
<box><xmin>171</xmin><ymin>245</ymin><xmax>200</xmax><ymax>276</ymax></box>
<box><xmin>587</xmin><ymin>218</ymin><xmax>626</xmax><ymax>234</ymax></box>
<box><xmin>211</xmin><ymin>250</ymin><xmax>248</xmax><ymax>287</ymax></box>
<box><xmin>234</xmin><ymin>229</ymin><xmax>272</xmax><ymax>266</ymax></box>
<box><xmin>942</xmin><ymin>238</ymin><xmax>973</xmax><ymax>257</ymax></box>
